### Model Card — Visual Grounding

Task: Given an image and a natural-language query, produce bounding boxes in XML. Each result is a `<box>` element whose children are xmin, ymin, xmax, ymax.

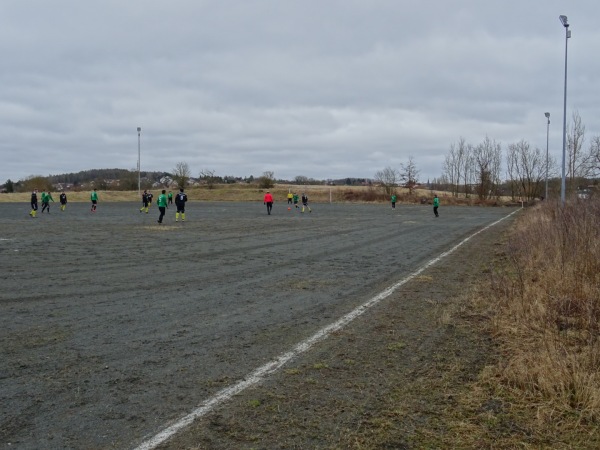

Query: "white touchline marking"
<box><xmin>134</xmin><ymin>209</ymin><xmax>520</xmax><ymax>450</ymax></box>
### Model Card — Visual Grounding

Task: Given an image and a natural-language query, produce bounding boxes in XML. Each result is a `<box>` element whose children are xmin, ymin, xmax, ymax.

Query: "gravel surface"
<box><xmin>0</xmin><ymin>201</ymin><xmax>518</xmax><ymax>449</ymax></box>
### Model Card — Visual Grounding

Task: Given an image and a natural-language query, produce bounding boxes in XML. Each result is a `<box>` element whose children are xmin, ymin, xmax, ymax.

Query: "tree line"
<box><xmin>373</xmin><ymin>156</ymin><xmax>420</xmax><ymax>196</ymax></box>
<box><xmin>374</xmin><ymin>110</ymin><xmax>598</xmax><ymax>202</ymax></box>
<box><xmin>440</xmin><ymin>111</ymin><xmax>599</xmax><ymax>201</ymax></box>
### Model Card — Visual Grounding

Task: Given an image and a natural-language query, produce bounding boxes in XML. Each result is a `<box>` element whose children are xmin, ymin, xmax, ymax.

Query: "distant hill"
<box><xmin>0</xmin><ymin>168</ymin><xmax>173</xmax><ymax>193</ymax></box>
<box><xmin>1</xmin><ymin>169</ymin><xmax>377</xmax><ymax>193</ymax></box>
<box><xmin>47</xmin><ymin>168</ymin><xmax>167</xmax><ymax>186</ymax></box>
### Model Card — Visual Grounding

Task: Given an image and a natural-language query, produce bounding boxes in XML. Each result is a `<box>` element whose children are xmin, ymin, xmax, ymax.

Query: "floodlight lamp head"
<box><xmin>559</xmin><ymin>15</ymin><xmax>569</xmax><ymax>27</ymax></box>
<box><xmin>545</xmin><ymin>112</ymin><xmax>550</xmax><ymax>118</ymax></box>
<box><xmin>137</xmin><ymin>127</ymin><xmax>141</xmax><ymax>132</ymax></box>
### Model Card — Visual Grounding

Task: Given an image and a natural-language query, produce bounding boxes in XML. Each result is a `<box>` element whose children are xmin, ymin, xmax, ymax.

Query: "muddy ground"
<box><xmin>0</xmin><ymin>201</ymin><xmax>517</xmax><ymax>449</ymax></box>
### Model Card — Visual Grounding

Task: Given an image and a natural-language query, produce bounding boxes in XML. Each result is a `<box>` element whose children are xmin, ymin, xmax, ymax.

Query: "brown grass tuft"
<box><xmin>463</xmin><ymin>197</ymin><xmax>600</xmax><ymax>447</ymax></box>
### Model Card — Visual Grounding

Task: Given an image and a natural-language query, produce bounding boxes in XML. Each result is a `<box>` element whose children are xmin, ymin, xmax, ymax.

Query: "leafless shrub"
<box><xmin>342</xmin><ymin>188</ymin><xmax>381</xmax><ymax>202</ymax></box>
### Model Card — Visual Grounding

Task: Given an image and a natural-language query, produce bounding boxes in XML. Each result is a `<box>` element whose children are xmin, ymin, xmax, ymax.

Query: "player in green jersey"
<box><xmin>41</xmin><ymin>191</ymin><xmax>54</xmax><ymax>213</ymax></box>
<box><xmin>90</xmin><ymin>189</ymin><xmax>98</xmax><ymax>212</ymax></box>
<box><xmin>433</xmin><ymin>194</ymin><xmax>440</xmax><ymax>217</ymax></box>
<box><xmin>157</xmin><ymin>189</ymin><xmax>168</xmax><ymax>223</ymax></box>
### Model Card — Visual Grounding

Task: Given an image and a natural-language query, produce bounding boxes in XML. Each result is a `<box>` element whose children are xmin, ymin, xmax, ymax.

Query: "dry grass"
<box><xmin>0</xmin><ymin>190</ymin><xmax>140</xmax><ymax>202</ymax></box>
<box><xmin>448</xmin><ymin>197</ymin><xmax>600</xmax><ymax>448</ymax></box>
<box><xmin>0</xmin><ymin>183</ymin><xmax>513</xmax><ymax>204</ymax></box>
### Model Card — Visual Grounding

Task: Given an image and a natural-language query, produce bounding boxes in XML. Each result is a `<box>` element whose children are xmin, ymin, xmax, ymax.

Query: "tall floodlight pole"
<box><xmin>559</xmin><ymin>15</ymin><xmax>570</xmax><ymax>205</ymax></box>
<box><xmin>545</xmin><ymin>112</ymin><xmax>550</xmax><ymax>200</ymax></box>
<box><xmin>137</xmin><ymin>127</ymin><xmax>142</xmax><ymax>195</ymax></box>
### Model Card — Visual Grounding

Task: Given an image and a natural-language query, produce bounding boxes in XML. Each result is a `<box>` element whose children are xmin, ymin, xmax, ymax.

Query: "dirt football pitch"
<box><xmin>0</xmin><ymin>201</ymin><xmax>518</xmax><ymax>449</ymax></box>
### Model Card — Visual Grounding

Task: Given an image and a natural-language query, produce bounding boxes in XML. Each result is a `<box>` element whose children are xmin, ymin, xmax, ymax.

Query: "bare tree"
<box><xmin>462</xmin><ymin>144</ymin><xmax>475</xmax><ymax>197</ymax></box>
<box><xmin>443</xmin><ymin>153</ymin><xmax>458</xmax><ymax>196</ymax></box>
<box><xmin>294</xmin><ymin>175</ymin><xmax>309</xmax><ymax>185</ymax></box>
<box><xmin>399</xmin><ymin>156</ymin><xmax>420</xmax><ymax>195</ymax></box>
<box><xmin>589</xmin><ymin>135</ymin><xmax>600</xmax><ymax>177</ymax></box>
<box><xmin>258</xmin><ymin>171</ymin><xmax>275</xmax><ymax>189</ymax></box>
<box><xmin>119</xmin><ymin>169</ymin><xmax>139</xmax><ymax>191</ymax></box>
<box><xmin>443</xmin><ymin>137</ymin><xmax>469</xmax><ymax>197</ymax></box>
<box><xmin>172</xmin><ymin>161</ymin><xmax>191</xmax><ymax>189</ymax></box>
<box><xmin>374</xmin><ymin>166</ymin><xmax>399</xmax><ymax>196</ymax></box>
<box><xmin>434</xmin><ymin>174</ymin><xmax>450</xmax><ymax>193</ymax></box>
<box><xmin>505</xmin><ymin>143</ymin><xmax>519</xmax><ymax>201</ymax></box>
<box><xmin>567</xmin><ymin>110</ymin><xmax>592</xmax><ymax>184</ymax></box>
<box><xmin>506</xmin><ymin>139</ymin><xmax>546</xmax><ymax>202</ymax></box>
<box><xmin>473</xmin><ymin>136</ymin><xmax>502</xmax><ymax>200</ymax></box>
<box><xmin>443</xmin><ymin>138</ymin><xmax>474</xmax><ymax>197</ymax></box>
<box><xmin>20</xmin><ymin>175</ymin><xmax>53</xmax><ymax>193</ymax></box>
<box><xmin>199</xmin><ymin>169</ymin><xmax>218</xmax><ymax>189</ymax></box>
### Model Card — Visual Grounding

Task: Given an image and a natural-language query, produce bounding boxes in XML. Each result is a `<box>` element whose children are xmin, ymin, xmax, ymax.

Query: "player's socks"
<box><xmin>182</xmin><ymin>213</ymin><xmax>185</xmax><ymax>221</ymax></box>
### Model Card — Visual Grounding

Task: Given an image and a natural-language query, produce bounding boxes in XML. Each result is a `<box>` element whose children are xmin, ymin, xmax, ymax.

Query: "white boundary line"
<box><xmin>134</xmin><ymin>209</ymin><xmax>519</xmax><ymax>450</ymax></box>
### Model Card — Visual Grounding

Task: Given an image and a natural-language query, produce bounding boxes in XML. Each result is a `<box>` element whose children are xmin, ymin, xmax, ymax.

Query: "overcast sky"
<box><xmin>1</xmin><ymin>1</ymin><xmax>599</xmax><ymax>183</ymax></box>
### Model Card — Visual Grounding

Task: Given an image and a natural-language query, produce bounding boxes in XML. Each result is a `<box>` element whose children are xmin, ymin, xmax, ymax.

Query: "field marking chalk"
<box><xmin>134</xmin><ymin>209</ymin><xmax>519</xmax><ymax>450</ymax></box>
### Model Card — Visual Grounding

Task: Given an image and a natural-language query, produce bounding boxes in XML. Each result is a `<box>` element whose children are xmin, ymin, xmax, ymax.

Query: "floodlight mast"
<box><xmin>545</xmin><ymin>112</ymin><xmax>550</xmax><ymax>200</ymax></box>
<box><xmin>559</xmin><ymin>15</ymin><xmax>570</xmax><ymax>206</ymax></box>
<box><xmin>137</xmin><ymin>127</ymin><xmax>142</xmax><ymax>195</ymax></box>
<box><xmin>559</xmin><ymin>15</ymin><xmax>568</xmax><ymax>27</ymax></box>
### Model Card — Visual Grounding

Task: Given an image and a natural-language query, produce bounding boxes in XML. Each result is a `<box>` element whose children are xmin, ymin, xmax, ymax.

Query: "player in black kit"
<box><xmin>29</xmin><ymin>189</ymin><xmax>38</xmax><ymax>218</ymax></box>
<box><xmin>59</xmin><ymin>191</ymin><xmax>67</xmax><ymax>211</ymax></box>
<box><xmin>175</xmin><ymin>188</ymin><xmax>188</xmax><ymax>222</ymax></box>
<box><xmin>139</xmin><ymin>190</ymin><xmax>149</xmax><ymax>213</ymax></box>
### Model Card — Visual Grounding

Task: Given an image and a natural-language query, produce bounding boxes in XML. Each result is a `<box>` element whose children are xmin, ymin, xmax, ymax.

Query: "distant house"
<box><xmin>577</xmin><ymin>188</ymin><xmax>591</xmax><ymax>200</ymax></box>
<box><xmin>53</xmin><ymin>183</ymin><xmax>75</xmax><ymax>191</ymax></box>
